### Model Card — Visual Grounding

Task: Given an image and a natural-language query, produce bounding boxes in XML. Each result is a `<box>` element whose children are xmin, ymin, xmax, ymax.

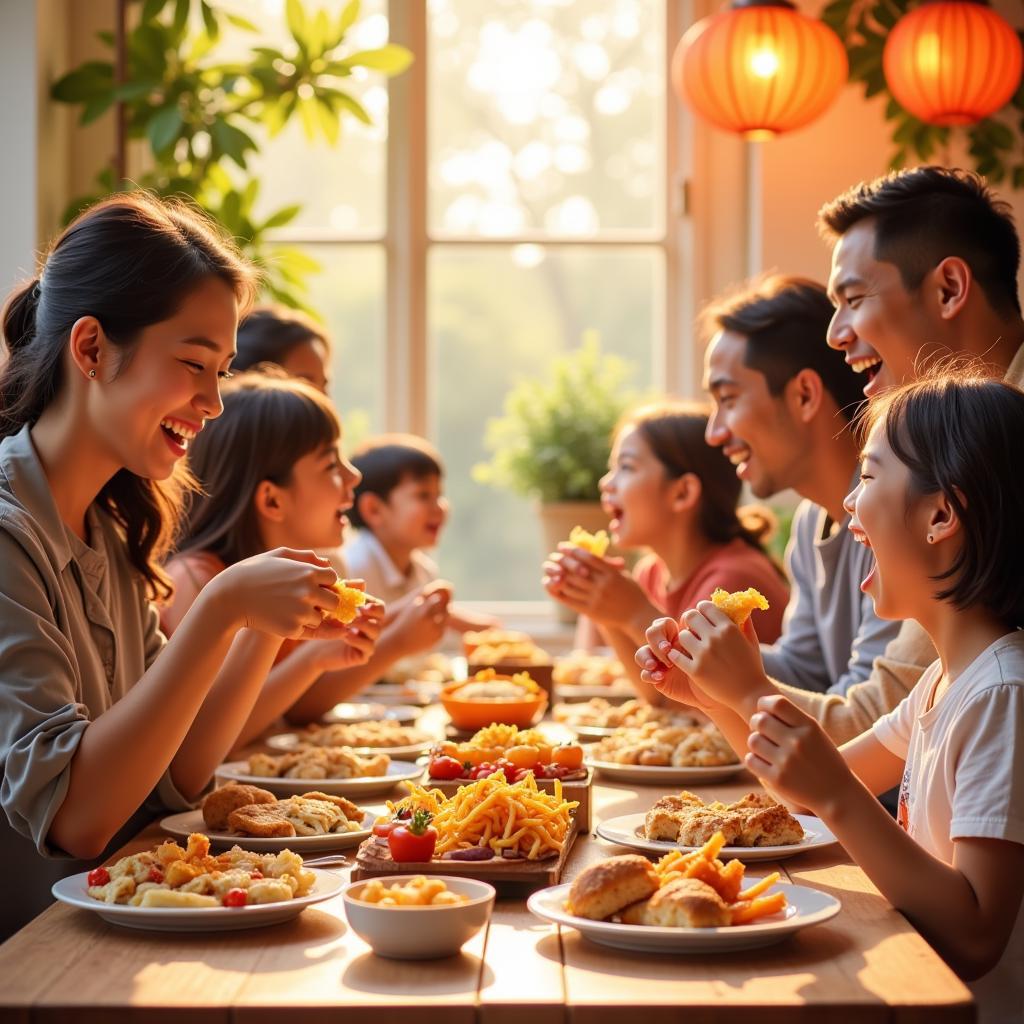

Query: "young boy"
<box><xmin>343</xmin><ymin>434</ymin><xmax>496</xmax><ymax>634</ymax></box>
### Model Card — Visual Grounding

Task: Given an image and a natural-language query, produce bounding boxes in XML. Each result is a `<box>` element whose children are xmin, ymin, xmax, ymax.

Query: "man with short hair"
<box><xmin>702</xmin><ymin>274</ymin><xmax>901</xmax><ymax>695</ymax></box>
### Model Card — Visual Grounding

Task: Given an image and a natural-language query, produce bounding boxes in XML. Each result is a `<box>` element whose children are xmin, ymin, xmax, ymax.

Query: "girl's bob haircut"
<box><xmin>859</xmin><ymin>362</ymin><xmax>1024</xmax><ymax>628</ymax></box>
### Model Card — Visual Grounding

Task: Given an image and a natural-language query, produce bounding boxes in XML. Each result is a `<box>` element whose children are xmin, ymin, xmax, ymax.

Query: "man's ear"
<box><xmin>786</xmin><ymin>368</ymin><xmax>825</xmax><ymax>425</ymax></box>
<box><xmin>67</xmin><ymin>316</ymin><xmax>106</xmax><ymax>382</ymax></box>
<box><xmin>356</xmin><ymin>491</ymin><xmax>385</xmax><ymax>529</ymax></box>
<box><xmin>253</xmin><ymin>480</ymin><xmax>286</xmax><ymax>524</ymax></box>
<box><xmin>670</xmin><ymin>472</ymin><xmax>702</xmax><ymax>514</ymax></box>
<box><xmin>931</xmin><ymin>256</ymin><xmax>971</xmax><ymax>321</ymax></box>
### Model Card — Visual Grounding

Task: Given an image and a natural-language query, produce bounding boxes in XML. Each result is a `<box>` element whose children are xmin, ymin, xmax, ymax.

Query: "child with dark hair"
<box><xmin>639</xmin><ymin>368</ymin><xmax>1024</xmax><ymax>1023</ymax></box>
<box><xmin>345</xmin><ymin>434</ymin><xmax>498</xmax><ymax>635</ymax></box>
<box><xmin>235</xmin><ymin>306</ymin><xmax>331</xmax><ymax>393</ymax></box>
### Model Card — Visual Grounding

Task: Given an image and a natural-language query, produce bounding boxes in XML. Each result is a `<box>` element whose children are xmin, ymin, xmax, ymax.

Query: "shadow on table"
<box><xmin>342</xmin><ymin>951</ymin><xmax>494</xmax><ymax>995</ymax></box>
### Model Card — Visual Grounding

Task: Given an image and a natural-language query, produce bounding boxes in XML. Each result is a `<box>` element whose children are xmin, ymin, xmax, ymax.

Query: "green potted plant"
<box><xmin>473</xmin><ymin>334</ymin><xmax>637</xmax><ymax>619</ymax></box>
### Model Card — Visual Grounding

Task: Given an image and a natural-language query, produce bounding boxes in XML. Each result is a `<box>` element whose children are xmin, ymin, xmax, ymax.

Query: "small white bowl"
<box><xmin>342</xmin><ymin>875</ymin><xmax>495</xmax><ymax>960</ymax></box>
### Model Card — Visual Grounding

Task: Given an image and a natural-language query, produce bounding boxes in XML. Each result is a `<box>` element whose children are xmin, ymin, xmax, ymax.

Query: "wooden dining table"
<box><xmin>0</xmin><ymin>727</ymin><xmax>974</xmax><ymax>1024</ymax></box>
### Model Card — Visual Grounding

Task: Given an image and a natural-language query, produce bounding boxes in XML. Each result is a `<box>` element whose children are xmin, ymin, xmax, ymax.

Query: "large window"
<box><xmin>231</xmin><ymin>0</ymin><xmax>686</xmax><ymax>601</ymax></box>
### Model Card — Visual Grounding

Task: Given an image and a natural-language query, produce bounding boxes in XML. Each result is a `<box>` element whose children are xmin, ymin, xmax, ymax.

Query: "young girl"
<box><xmin>638</xmin><ymin>370</ymin><xmax>1024</xmax><ymax>1023</ymax></box>
<box><xmin>0</xmin><ymin>194</ymin><xmax>354</xmax><ymax>936</ymax></box>
<box><xmin>543</xmin><ymin>400</ymin><xmax>788</xmax><ymax>703</ymax></box>
<box><xmin>235</xmin><ymin>305</ymin><xmax>331</xmax><ymax>393</ymax></box>
<box><xmin>163</xmin><ymin>370</ymin><xmax>437</xmax><ymax>724</ymax></box>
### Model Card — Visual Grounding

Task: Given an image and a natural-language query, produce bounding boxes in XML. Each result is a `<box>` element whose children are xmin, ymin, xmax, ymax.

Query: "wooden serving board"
<box><xmin>351</xmin><ymin>825</ymin><xmax>577</xmax><ymax>888</ymax></box>
<box><xmin>423</xmin><ymin>769</ymin><xmax>593</xmax><ymax>831</ymax></box>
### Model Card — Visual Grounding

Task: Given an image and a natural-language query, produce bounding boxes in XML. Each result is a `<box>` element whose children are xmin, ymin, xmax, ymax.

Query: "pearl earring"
<box><xmin>88</xmin><ymin>369</ymin><xmax>96</xmax><ymax>378</ymax></box>
<box><xmin>927</xmin><ymin>534</ymin><xmax>934</xmax><ymax>543</ymax></box>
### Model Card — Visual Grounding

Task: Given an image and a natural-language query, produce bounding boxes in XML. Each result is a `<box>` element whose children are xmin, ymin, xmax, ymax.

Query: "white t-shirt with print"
<box><xmin>873</xmin><ymin>631</ymin><xmax>1024</xmax><ymax>1024</ymax></box>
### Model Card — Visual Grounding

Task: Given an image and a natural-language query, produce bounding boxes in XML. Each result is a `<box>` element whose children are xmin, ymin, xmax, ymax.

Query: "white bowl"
<box><xmin>342</xmin><ymin>875</ymin><xmax>495</xmax><ymax>959</ymax></box>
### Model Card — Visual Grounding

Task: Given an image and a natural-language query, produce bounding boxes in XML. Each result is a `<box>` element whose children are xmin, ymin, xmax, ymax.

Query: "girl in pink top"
<box><xmin>544</xmin><ymin>401</ymin><xmax>787</xmax><ymax>704</ymax></box>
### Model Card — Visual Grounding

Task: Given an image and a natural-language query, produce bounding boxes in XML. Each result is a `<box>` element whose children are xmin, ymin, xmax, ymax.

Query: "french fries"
<box><xmin>386</xmin><ymin>772</ymin><xmax>578</xmax><ymax>861</ymax></box>
<box><xmin>653</xmin><ymin>831</ymin><xmax>787</xmax><ymax>925</ymax></box>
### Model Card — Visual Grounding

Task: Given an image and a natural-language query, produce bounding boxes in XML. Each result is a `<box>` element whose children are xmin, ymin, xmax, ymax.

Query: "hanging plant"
<box><xmin>51</xmin><ymin>0</ymin><xmax>412</xmax><ymax>310</ymax></box>
<box><xmin>821</xmin><ymin>0</ymin><xmax>1024</xmax><ymax>186</ymax></box>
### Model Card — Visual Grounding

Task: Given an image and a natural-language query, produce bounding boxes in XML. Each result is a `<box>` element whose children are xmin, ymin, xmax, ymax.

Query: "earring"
<box><xmin>927</xmin><ymin>534</ymin><xmax>934</xmax><ymax>543</ymax></box>
<box><xmin>88</xmin><ymin>369</ymin><xmax>96</xmax><ymax>378</ymax></box>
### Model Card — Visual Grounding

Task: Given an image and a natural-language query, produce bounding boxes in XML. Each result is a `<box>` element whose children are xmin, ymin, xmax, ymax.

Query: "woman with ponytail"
<box><xmin>0</xmin><ymin>193</ymin><xmax>362</xmax><ymax>935</ymax></box>
<box><xmin>543</xmin><ymin>401</ymin><xmax>788</xmax><ymax>703</ymax></box>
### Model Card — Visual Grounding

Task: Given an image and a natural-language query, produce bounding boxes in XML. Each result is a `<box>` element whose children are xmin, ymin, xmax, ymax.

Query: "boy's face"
<box><xmin>826</xmin><ymin>220</ymin><xmax>941</xmax><ymax>399</ymax></box>
<box><xmin>703</xmin><ymin>329</ymin><xmax>804</xmax><ymax>499</ymax></box>
<box><xmin>377</xmin><ymin>473</ymin><xmax>449</xmax><ymax>551</ymax></box>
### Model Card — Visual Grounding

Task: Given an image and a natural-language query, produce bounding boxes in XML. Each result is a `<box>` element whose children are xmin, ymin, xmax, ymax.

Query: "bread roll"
<box><xmin>567</xmin><ymin>855</ymin><xmax>659</xmax><ymax>920</ymax></box>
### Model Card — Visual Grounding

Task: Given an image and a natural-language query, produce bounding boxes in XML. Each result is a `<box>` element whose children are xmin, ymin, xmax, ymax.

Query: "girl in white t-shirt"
<box><xmin>637</xmin><ymin>369</ymin><xmax>1024</xmax><ymax>1024</ymax></box>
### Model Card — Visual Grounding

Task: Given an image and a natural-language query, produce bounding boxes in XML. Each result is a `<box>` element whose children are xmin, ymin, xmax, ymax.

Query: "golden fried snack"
<box><xmin>201</xmin><ymin>783</ymin><xmax>276</xmax><ymax>830</ymax></box>
<box><xmin>301</xmin><ymin>791</ymin><xmax>362</xmax><ymax>821</ymax></box>
<box><xmin>567</xmin><ymin>854</ymin><xmax>659</xmax><ymax>920</ymax></box>
<box><xmin>227</xmin><ymin>803</ymin><xmax>298</xmax><ymax>838</ymax></box>
<box><xmin>710</xmin><ymin>587</ymin><xmax>770</xmax><ymax>626</ymax></box>
<box><xmin>568</xmin><ymin>525</ymin><xmax>610</xmax><ymax>556</ymax></box>
<box><xmin>324</xmin><ymin>581</ymin><xmax>370</xmax><ymax>624</ymax></box>
<box><xmin>634</xmin><ymin>876</ymin><xmax>731</xmax><ymax>928</ymax></box>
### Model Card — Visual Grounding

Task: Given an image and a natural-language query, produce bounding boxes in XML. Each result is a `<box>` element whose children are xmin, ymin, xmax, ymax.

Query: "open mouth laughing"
<box><xmin>159</xmin><ymin>417</ymin><xmax>201</xmax><ymax>457</ymax></box>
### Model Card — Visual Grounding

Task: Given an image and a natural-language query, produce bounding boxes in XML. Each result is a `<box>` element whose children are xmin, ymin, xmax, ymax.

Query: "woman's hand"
<box><xmin>744</xmin><ymin>694</ymin><xmax>856</xmax><ymax>817</ymax></box>
<box><xmin>542</xmin><ymin>545</ymin><xmax>652</xmax><ymax>629</ymax></box>
<box><xmin>662</xmin><ymin>601</ymin><xmax>774</xmax><ymax>719</ymax></box>
<box><xmin>211</xmin><ymin>547</ymin><xmax>345</xmax><ymax>639</ymax></box>
<box><xmin>635</xmin><ymin>616</ymin><xmax>722</xmax><ymax>712</ymax></box>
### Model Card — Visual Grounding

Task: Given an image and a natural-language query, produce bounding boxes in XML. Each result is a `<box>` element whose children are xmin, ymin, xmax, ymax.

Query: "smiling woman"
<box><xmin>0</xmin><ymin>191</ymin><xmax>362</xmax><ymax>938</ymax></box>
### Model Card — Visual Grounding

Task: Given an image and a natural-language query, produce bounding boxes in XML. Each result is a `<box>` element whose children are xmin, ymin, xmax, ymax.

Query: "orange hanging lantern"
<box><xmin>672</xmin><ymin>0</ymin><xmax>848</xmax><ymax>140</ymax></box>
<box><xmin>883</xmin><ymin>0</ymin><xmax>1023</xmax><ymax>126</ymax></box>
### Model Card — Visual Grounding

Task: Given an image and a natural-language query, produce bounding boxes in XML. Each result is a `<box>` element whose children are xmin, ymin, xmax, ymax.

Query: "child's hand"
<box><xmin>744</xmin><ymin>694</ymin><xmax>855</xmax><ymax>817</ymax></box>
<box><xmin>662</xmin><ymin>601</ymin><xmax>774</xmax><ymax>719</ymax></box>
<box><xmin>391</xmin><ymin>584</ymin><xmax>450</xmax><ymax>656</ymax></box>
<box><xmin>306</xmin><ymin>596</ymin><xmax>385</xmax><ymax>670</ymax></box>
<box><xmin>635</xmin><ymin>617</ymin><xmax>721</xmax><ymax>712</ymax></box>
<box><xmin>216</xmin><ymin>548</ymin><xmax>342</xmax><ymax>639</ymax></box>
<box><xmin>542</xmin><ymin>545</ymin><xmax>648</xmax><ymax>627</ymax></box>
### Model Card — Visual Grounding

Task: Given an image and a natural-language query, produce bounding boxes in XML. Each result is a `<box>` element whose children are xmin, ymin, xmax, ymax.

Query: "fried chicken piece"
<box><xmin>202</xmin><ymin>782</ymin><xmax>276</xmax><ymax>830</ymax></box>
<box><xmin>227</xmin><ymin>803</ymin><xmax>297</xmax><ymax>838</ymax></box>
<box><xmin>674</xmin><ymin>807</ymin><xmax>744</xmax><ymax>847</ymax></box>
<box><xmin>738</xmin><ymin>803</ymin><xmax>805</xmax><ymax>846</ymax></box>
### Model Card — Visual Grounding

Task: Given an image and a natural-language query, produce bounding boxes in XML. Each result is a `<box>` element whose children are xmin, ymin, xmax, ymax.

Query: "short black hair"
<box><xmin>702</xmin><ymin>273</ymin><xmax>865</xmax><ymax>421</ymax></box>
<box><xmin>348</xmin><ymin>434</ymin><xmax>444</xmax><ymax>530</ymax></box>
<box><xmin>861</xmin><ymin>364</ymin><xmax>1024</xmax><ymax>629</ymax></box>
<box><xmin>818</xmin><ymin>166</ymin><xmax>1021</xmax><ymax>316</ymax></box>
<box><xmin>235</xmin><ymin>305</ymin><xmax>329</xmax><ymax>371</ymax></box>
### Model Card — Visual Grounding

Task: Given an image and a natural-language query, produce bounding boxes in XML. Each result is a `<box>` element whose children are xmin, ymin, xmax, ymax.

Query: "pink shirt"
<box><xmin>633</xmin><ymin>538</ymin><xmax>788</xmax><ymax>643</ymax></box>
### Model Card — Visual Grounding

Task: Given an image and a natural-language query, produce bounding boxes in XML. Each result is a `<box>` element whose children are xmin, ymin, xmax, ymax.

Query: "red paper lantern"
<box><xmin>883</xmin><ymin>1</ymin><xmax>1023</xmax><ymax>127</ymax></box>
<box><xmin>672</xmin><ymin>0</ymin><xmax>848</xmax><ymax>139</ymax></box>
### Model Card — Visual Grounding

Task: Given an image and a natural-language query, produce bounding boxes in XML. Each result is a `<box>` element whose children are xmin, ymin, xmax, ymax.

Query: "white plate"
<box><xmin>159</xmin><ymin>808</ymin><xmax>380</xmax><ymax>852</ymax></box>
<box><xmin>322</xmin><ymin>702</ymin><xmax>421</xmax><ymax>725</ymax></box>
<box><xmin>265</xmin><ymin>732</ymin><xmax>434</xmax><ymax>760</ymax></box>
<box><xmin>528</xmin><ymin>881</ymin><xmax>840</xmax><ymax>953</ymax></box>
<box><xmin>585</xmin><ymin>758</ymin><xmax>746</xmax><ymax>785</ymax></box>
<box><xmin>555</xmin><ymin>684</ymin><xmax>636</xmax><ymax>702</ymax></box>
<box><xmin>595</xmin><ymin>813</ymin><xmax>838</xmax><ymax>861</ymax></box>
<box><xmin>369</xmin><ymin>683</ymin><xmax>438</xmax><ymax>706</ymax></box>
<box><xmin>216</xmin><ymin>760</ymin><xmax>424</xmax><ymax>798</ymax></box>
<box><xmin>52</xmin><ymin>868</ymin><xmax>343</xmax><ymax>932</ymax></box>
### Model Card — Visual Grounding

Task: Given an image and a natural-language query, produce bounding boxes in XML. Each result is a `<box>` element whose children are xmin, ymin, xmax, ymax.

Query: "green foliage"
<box><xmin>51</xmin><ymin>0</ymin><xmax>412</xmax><ymax>308</ymax></box>
<box><xmin>473</xmin><ymin>335</ymin><xmax>637</xmax><ymax>504</ymax></box>
<box><xmin>821</xmin><ymin>0</ymin><xmax>1024</xmax><ymax>184</ymax></box>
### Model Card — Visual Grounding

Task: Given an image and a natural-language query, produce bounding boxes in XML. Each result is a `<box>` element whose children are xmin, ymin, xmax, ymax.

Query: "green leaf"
<box><xmin>51</xmin><ymin>61</ymin><xmax>113</xmax><ymax>102</ymax></box>
<box><xmin>141</xmin><ymin>0</ymin><xmax>167</xmax><ymax>22</ymax></box>
<box><xmin>308</xmin><ymin>9</ymin><xmax>331</xmax><ymax>55</ymax></box>
<box><xmin>297</xmin><ymin>94</ymin><xmax>319</xmax><ymax>139</ymax></box>
<box><xmin>262</xmin><ymin>204</ymin><xmax>302</xmax><ymax>230</ymax></box>
<box><xmin>147</xmin><ymin>104</ymin><xmax>183</xmax><ymax>154</ymax></box>
<box><xmin>81</xmin><ymin>95</ymin><xmax>115</xmax><ymax>126</ymax></box>
<box><xmin>286</xmin><ymin>0</ymin><xmax>308</xmax><ymax>46</ymax></box>
<box><xmin>200</xmin><ymin>1</ymin><xmax>219</xmax><ymax>41</ymax></box>
<box><xmin>131</xmin><ymin>24</ymin><xmax>170</xmax><ymax>79</ymax></box>
<box><xmin>261</xmin><ymin>93</ymin><xmax>298</xmax><ymax>136</ymax></box>
<box><xmin>331</xmin><ymin>90</ymin><xmax>372</xmax><ymax>125</ymax></box>
<box><xmin>96</xmin><ymin>30</ymin><xmax>115</xmax><ymax>47</ymax></box>
<box><xmin>336</xmin><ymin>44</ymin><xmax>414</xmax><ymax>75</ymax></box>
<box><xmin>1012</xmin><ymin>166</ymin><xmax>1024</xmax><ymax>190</ymax></box>
<box><xmin>171</xmin><ymin>0</ymin><xmax>190</xmax><ymax>38</ymax></box>
<box><xmin>314</xmin><ymin>97</ymin><xmax>340</xmax><ymax>143</ymax></box>
<box><xmin>338</xmin><ymin>0</ymin><xmax>361</xmax><ymax>38</ymax></box>
<box><xmin>210</xmin><ymin>118</ymin><xmax>256</xmax><ymax>167</ymax></box>
<box><xmin>225</xmin><ymin>13</ymin><xmax>259</xmax><ymax>32</ymax></box>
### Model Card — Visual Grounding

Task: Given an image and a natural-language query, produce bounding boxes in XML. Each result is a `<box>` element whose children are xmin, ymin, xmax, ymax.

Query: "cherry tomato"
<box><xmin>552</xmin><ymin>744</ymin><xmax>584</xmax><ymax>770</ymax></box>
<box><xmin>223</xmin><ymin>888</ymin><xmax>248</xmax><ymax>908</ymax></box>
<box><xmin>504</xmin><ymin>745</ymin><xmax>541</xmax><ymax>769</ymax></box>
<box><xmin>250</xmin><ymin>870</ymin><xmax>263</xmax><ymax>880</ymax></box>
<box><xmin>87</xmin><ymin>867</ymin><xmax>110</xmax><ymax>887</ymax></box>
<box><xmin>147</xmin><ymin>867</ymin><xmax>164</xmax><ymax>884</ymax></box>
<box><xmin>388</xmin><ymin>809</ymin><xmax>438</xmax><ymax>862</ymax></box>
<box><xmin>472</xmin><ymin>762</ymin><xmax>496</xmax><ymax>780</ymax></box>
<box><xmin>429</xmin><ymin>755</ymin><xmax>466</xmax><ymax>780</ymax></box>
<box><xmin>373</xmin><ymin>819</ymin><xmax>399</xmax><ymax>838</ymax></box>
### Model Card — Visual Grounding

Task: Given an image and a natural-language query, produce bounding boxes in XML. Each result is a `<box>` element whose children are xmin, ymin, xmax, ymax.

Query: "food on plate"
<box><xmin>567</xmin><ymin>832</ymin><xmax>787</xmax><ymax>928</ymax></box>
<box><xmin>201</xmin><ymin>782</ymin><xmax>276</xmax><ymax>830</ymax></box>
<box><xmin>387</xmin><ymin>809</ymin><xmax>438</xmax><ymax>862</ymax></box>
<box><xmin>463</xmin><ymin>628</ymin><xmax>531</xmax><ymax>656</ymax></box>
<box><xmin>567</xmin><ymin>854</ymin><xmax>659</xmax><ymax>920</ymax></box>
<box><xmin>287</xmin><ymin>720</ymin><xmax>430</xmax><ymax>750</ymax></box>
<box><xmin>710</xmin><ymin>586</ymin><xmax>770</xmax><ymax>627</ymax></box>
<box><xmin>427</xmin><ymin>723</ymin><xmax>586</xmax><ymax>784</ymax></box>
<box><xmin>352</xmin><ymin>875</ymin><xmax>469</xmax><ymax>907</ymax></box>
<box><xmin>379</xmin><ymin>771</ymin><xmax>578</xmax><ymax>861</ymax></box>
<box><xmin>567</xmin><ymin>525</ymin><xmax>610</xmax><ymax>556</ymax></box>
<box><xmin>643</xmin><ymin>791</ymin><xmax>805</xmax><ymax>847</ymax></box>
<box><xmin>463</xmin><ymin>629</ymin><xmax>551</xmax><ymax>667</ymax></box>
<box><xmin>553</xmin><ymin>651</ymin><xmax>630</xmax><ymax>689</ymax></box>
<box><xmin>553</xmin><ymin>697</ymin><xmax>698</xmax><ymax>731</ymax></box>
<box><xmin>444</xmin><ymin>669</ymin><xmax>544</xmax><ymax>702</ymax></box>
<box><xmin>86</xmin><ymin>832</ymin><xmax>315</xmax><ymax>908</ymax></box>
<box><xmin>324</xmin><ymin>580</ymin><xmax>372</xmax><ymax>624</ymax></box>
<box><xmin>229</xmin><ymin>792</ymin><xmax>364</xmax><ymax>838</ymax></box>
<box><xmin>588</xmin><ymin>722</ymin><xmax>738</xmax><ymax>768</ymax></box>
<box><xmin>247</xmin><ymin>746</ymin><xmax>390</xmax><ymax>780</ymax></box>
<box><xmin>384</xmin><ymin>652</ymin><xmax>452</xmax><ymax>686</ymax></box>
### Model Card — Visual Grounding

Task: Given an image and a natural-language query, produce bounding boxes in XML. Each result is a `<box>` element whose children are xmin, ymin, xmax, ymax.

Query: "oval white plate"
<box><xmin>265</xmin><ymin>732</ymin><xmax>434</xmax><ymax>760</ymax></box>
<box><xmin>53</xmin><ymin>868</ymin><xmax>343</xmax><ymax>932</ymax></box>
<box><xmin>585</xmin><ymin>758</ymin><xmax>746</xmax><ymax>785</ymax></box>
<box><xmin>322</xmin><ymin>702</ymin><xmax>421</xmax><ymax>725</ymax></box>
<box><xmin>159</xmin><ymin>808</ymin><xmax>381</xmax><ymax>852</ymax></box>
<box><xmin>528</xmin><ymin>881</ymin><xmax>840</xmax><ymax>953</ymax></box>
<box><xmin>215</xmin><ymin>760</ymin><xmax>423</xmax><ymax>798</ymax></box>
<box><xmin>595</xmin><ymin>812</ymin><xmax>838</xmax><ymax>861</ymax></box>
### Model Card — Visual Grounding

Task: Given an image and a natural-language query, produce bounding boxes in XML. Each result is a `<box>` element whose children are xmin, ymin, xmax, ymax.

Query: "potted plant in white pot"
<box><xmin>473</xmin><ymin>334</ymin><xmax>637</xmax><ymax>621</ymax></box>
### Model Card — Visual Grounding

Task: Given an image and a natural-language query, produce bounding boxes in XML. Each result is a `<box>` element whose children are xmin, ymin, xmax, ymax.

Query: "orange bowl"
<box><xmin>440</xmin><ymin>676</ymin><xmax>548</xmax><ymax>730</ymax></box>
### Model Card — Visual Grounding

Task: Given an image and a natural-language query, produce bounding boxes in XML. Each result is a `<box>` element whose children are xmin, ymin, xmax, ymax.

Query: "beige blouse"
<box><xmin>0</xmin><ymin>425</ymin><xmax>191</xmax><ymax>933</ymax></box>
